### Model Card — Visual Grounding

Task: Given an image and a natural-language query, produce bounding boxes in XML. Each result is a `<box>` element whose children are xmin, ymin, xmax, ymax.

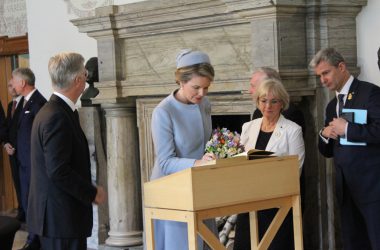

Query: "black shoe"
<box><xmin>18</xmin><ymin>241</ymin><xmax>40</xmax><ymax>250</ymax></box>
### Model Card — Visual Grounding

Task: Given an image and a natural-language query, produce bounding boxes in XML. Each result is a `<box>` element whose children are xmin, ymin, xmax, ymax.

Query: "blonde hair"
<box><xmin>255</xmin><ymin>79</ymin><xmax>289</xmax><ymax>110</ymax></box>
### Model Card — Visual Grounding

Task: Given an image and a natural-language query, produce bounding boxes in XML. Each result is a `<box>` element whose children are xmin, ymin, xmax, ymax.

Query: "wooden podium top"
<box><xmin>144</xmin><ymin>156</ymin><xmax>299</xmax><ymax>211</ymax></box>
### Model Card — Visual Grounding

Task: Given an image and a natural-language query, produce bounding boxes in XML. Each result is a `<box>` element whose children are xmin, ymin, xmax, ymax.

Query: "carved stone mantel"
<box><xmin>72</xmin><ymin>0</ymin><xmax>367</xmax><ymax>248</ymax></box>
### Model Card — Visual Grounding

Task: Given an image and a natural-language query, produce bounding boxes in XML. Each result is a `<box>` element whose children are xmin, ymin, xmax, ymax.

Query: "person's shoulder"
<box><xmin>154</xmin><ymin>94</ymin><xmax>172</xmax><ymax>111</ymax></box>
<box><xmin>279</xmin><ymin>115</ymin><xmax>302</xmax><ymax>130</ymax></box>
<box><xmin>242</xmin><ymin>118</ymin><xmax>260</xmax><ymax>131</ymax></box>
<box><xmin>152</xmin><ymin>95</ymin><xmax>174</xmax><ymax>120</ymax></box>
<box><xmin>351</xmin><ymin>78</ymin><xmax>380</xmax><ymax>99</ymax></box>
<box><xmin>355</xmin><ymin>78</ymin><xmax>380</xmax><ymax>90</ymax></box>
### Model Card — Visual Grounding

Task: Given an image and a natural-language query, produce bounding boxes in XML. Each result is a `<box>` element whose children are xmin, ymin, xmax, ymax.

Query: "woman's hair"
<box><xmin>255</xmin><ymin>78</ymin><xmax>289</xmax><ymax>110</ymax></box>
<box><xmin>175</xmin><ymin>63</ymin><xmax>215</xmax><ymax>84</ymax></box>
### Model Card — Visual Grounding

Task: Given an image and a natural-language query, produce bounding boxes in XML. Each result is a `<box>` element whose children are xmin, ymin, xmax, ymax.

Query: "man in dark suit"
<box><xmin>28</xmin><ymin>52</ymin><xmax>106</xmax><ymax>250</ymax></box>
<box><xmin>11</xmin><ymin>67</ymin><xmax>46</xmax><ymax>250</ymax></box>
<box><xmin>4</xmin><ymin>80</ymin><xmax>25</xmax><ymax>222</ymax></box>
<box><xmin>311</xmin><ymin>48</ymin><xmax>380</xmax><ymax>249</ymax></box>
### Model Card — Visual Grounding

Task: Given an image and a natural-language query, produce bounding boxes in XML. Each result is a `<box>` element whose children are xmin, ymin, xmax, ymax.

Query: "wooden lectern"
<box><xmin>144</xmin><ymin>156</ymin><xmax>303</xmax><ymax>250</ymax></box>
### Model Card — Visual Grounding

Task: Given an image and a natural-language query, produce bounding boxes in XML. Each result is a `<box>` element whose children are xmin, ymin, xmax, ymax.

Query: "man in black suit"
<box><xmin>4</xmin><ymin>80</ymin><xmax>25</xmax><ymax>222</ymax></box>
<box><xmin>11</xmin><ymin>67</ymin><xmax>46</xmax><ymax>250</ymax></box>
<box><xmin>311</xmin><ymin>48</ymin><xmax>380</xmax><ymax>249</ymax></box>
<box><xmin>28</xmin><ymin>52</ymin><xmax>106</xmax><ymax>250</ymax></box>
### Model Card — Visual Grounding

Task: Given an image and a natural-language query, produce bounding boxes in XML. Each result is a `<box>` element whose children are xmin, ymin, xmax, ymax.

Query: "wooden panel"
<box><xmin>0</xmin><ymin>56</ymin><xmax>18</xmax><ymax>211</ymax></box>
<box><xmin>144</xmin><ymin>156</ymin><xmax>299</xmax><ymax>211</ymax></box>
<box><xmin>144</xmin><ymin>169</ymin><xmax>194</xmax><ymax>211</ymax></box>
<box><xmin>0</xmin><ymin>34</ymin><xmax>29</xmax><ymax>211</ymax></box>
<box><xmin>193</xmin><ymin>156</ymin><xmax>299</xmax><ymax>210</ymax></box>
<box><xmin>0</xmin><ymin>35</ymin><xmax>28</xmax><ymax>56</ymax></box>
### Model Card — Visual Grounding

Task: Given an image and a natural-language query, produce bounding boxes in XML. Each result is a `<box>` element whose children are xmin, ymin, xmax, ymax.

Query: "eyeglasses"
<box><xmin>259</xmin><ymin>98</ymin><xmax>281</xmax><ymax>106</ymax></box>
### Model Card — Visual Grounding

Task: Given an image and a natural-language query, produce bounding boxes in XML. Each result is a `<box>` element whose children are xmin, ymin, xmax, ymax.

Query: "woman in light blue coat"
<box><xmin>150</xmin><ymin>49</ymin><xmax>217</xmax><ymax>250</ymax></box>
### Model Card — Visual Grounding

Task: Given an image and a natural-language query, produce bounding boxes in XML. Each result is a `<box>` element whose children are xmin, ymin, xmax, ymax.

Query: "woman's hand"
<box><xmin>202</xmin><ymin>152</ymin><xmax>216</xmax><ymax>161</ymax></box>
<box><xmin>194</xmin><ymin>153</ymin><xmax>216</xmax><ymax>167</ymax></box>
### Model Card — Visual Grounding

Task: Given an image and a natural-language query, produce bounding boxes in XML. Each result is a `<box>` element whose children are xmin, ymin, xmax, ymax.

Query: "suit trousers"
<box><xmin>40</xmin><ymin>236</ymin><xmax>86</xmax><ymax>250</ymax></box>
<box><xmin>339</xmin><ymin>175</ymin><xmax>380</xmax><ymax>250</ymax></box>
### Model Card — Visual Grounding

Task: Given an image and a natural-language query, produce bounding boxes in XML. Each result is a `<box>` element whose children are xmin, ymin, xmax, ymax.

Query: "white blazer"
<box><xmin>240</xmin><ymin>115</ymin><xmax>305</xmax><ymax>173</ymax></box>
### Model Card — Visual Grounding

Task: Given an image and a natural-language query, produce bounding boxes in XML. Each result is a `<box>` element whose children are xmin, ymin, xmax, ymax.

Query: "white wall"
<box><xmin>26</xmin><ymin>0</ymin><xmax>145</xmax><ymax>101</ymax></box>
<box><xmin>357</xmin><ymin>0</ymin><xmax>380</xmax><ymax>84</ymax></box>
<box><xmin>26</xmin><ymin>0</ymin><xmax>380</xmax><ymax>101</ymax></box>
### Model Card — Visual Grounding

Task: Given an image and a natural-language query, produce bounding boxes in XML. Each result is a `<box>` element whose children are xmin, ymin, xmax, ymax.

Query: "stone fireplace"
<box><xmin>72</xmin><ymin>0</ymin><xmax>367</xmax><ymax>249</ymax></box>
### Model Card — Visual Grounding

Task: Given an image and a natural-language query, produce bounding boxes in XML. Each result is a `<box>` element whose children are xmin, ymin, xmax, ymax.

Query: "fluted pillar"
<box><xmin>104</xmin><ymin>102</ymin><xmax>142</xmax><ymax>247</ymax></box>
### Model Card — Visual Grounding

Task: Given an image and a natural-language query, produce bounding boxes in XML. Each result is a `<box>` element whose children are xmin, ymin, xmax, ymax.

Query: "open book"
<box><xmin>234</xmin><ymin>149</ymin><xmax>274</xmax><ymax>160</ymax></box>
<box><xmin>198</xmin><ymin>149</ymin><xmax>275</xmax><ymax>167</ymax></box>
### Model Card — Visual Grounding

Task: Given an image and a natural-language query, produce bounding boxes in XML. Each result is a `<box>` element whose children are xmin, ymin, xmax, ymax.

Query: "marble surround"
<box><xmin>73</xmin><ymin>0</ymin><xmax>367</xmax><ymax>248</ymax></box>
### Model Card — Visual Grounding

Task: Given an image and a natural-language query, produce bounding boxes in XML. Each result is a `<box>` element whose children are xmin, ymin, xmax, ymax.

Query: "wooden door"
<box><xmin>0</xmin><ymin>35</ymin><xmax>28</xmax><ymax>212</ymax></box>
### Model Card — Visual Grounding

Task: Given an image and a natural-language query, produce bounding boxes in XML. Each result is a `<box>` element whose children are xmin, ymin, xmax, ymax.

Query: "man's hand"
<box><xmin>329</xmin><ymin>118</ymin><xmax>348</xmax><ymax>136</ymax></box>
<box><xmin>94</xmin><ymin>186</ymin><xmax>107</xmax><ymax>205</ymax></box>
<box><xmin>4</xmin><ymin>143</ymin><xmax>15</xmax><ymax>155</ymax></box>
<box><xmin>322</xmin><ymin>125</ymin><xmax>338</xmax><ymax>140</ymax></box>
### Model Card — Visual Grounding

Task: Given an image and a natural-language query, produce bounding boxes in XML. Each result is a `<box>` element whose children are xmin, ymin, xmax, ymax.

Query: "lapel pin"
<box><xmin>348</xmin><ymin>92</ymin><xmax>353</xmax><ymax>100</ymax></box>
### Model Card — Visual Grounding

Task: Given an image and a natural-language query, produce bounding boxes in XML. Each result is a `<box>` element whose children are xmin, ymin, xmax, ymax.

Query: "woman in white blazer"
<box><xmin>234</xmin><ymin>78</ymin><xmax>305</xmax><ymax>250</ymax></box>
<box><xmin>240</xmin><ymin>115</ymin><xmax>305</xmax><ymax>170</ymax></box>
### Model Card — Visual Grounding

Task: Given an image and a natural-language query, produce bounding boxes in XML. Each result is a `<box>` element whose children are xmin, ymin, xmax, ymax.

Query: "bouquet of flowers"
<box><xmin>205</xmin><ymin>127</ymin><xmax>245</xmax><ymax>159</ymax></box>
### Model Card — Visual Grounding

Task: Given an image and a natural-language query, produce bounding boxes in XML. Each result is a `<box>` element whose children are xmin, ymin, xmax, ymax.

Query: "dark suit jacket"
<box><xmin>28</xmin><ymin>94</ymin><xmax>97</xmax><ymax>238</ymax></box>
<box><xmin>0</xmin><ymin>104</ymin><xmax>6</xmax><ymax>143</ymax></box>
<box><xmin>5</xmin><ymin>97</ymin><xmax>24</xmax><ymax>147</ymax></box>
<box><xmin>252</xmin><ymin>102</ymin><xmax>305</xmax><ymax>133</ymax></box>
<box><xmin>319</xmin><ymin>78</ymin><xmax>380</xmax><ymax>204</ymax></box>
<box><xmin>16</xmin><ymin>90</ymin><xmax>46</xmax><ymax>169</ymax></box>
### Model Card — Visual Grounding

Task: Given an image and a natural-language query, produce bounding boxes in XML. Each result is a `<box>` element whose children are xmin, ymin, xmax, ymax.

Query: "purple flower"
<box><xmin>205</xmin><ymin>127</ymin><xmax>244</xmax><ymax>159</ymax></box>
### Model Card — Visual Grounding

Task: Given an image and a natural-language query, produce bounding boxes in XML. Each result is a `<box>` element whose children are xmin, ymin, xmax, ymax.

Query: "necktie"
<box><xmin>74</xmin><ymin>110</ymin><xmax>80</xmax><ymax>123</ymax></box>
<box><xmin>338</xmin><ymin>94</ymin><xmax>345</xmax><ymax>117</ymax></box>
<box><xmin>11</xmin><ymin>100</ymin><xmax>17</xmax><ymax>118</ymax></box>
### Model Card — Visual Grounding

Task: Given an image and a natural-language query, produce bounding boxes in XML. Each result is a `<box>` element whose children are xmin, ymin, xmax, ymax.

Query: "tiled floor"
<box><xmin>3</xmin><ymin>211</ymin><xmax>143</xmax><ymax>250</ymax></box>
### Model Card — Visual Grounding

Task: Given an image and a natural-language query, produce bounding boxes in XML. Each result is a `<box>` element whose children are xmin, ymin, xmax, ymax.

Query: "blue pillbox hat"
<box><xmin>176</xmin><ymin>49</ymin><xmax>211</xmax><ymax>69</ymax></box>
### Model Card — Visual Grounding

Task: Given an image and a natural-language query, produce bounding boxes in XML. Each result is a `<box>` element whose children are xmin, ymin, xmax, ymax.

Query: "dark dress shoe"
<box><xmin>18</xmin><ymin>241</ymin><xmax>41</xmax><ymax>250</ymax></box>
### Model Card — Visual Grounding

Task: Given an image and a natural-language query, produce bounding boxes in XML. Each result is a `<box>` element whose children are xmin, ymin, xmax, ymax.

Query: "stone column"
<box><xmin>79</xmin><ymin>106</ymin><xmax>109</xmax><ymax>247</ymax></box>
<box><xmin>103</xmin><ymin>102</ymin><xmax>143</xmax><ymax>247</ymax></box>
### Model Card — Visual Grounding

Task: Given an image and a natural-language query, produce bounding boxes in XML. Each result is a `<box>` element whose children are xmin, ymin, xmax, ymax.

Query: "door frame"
<box><xmin>0</xmin><ymin>34</ymin><xmax>28</xmax><ymax>212</ymax></box>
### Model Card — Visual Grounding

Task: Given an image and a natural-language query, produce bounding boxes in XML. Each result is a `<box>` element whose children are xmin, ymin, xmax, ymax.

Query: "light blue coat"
<box><xmin>150</xmin><ymin>91</ymin><xmax>215</xmax><ymax>250</ymax></box>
